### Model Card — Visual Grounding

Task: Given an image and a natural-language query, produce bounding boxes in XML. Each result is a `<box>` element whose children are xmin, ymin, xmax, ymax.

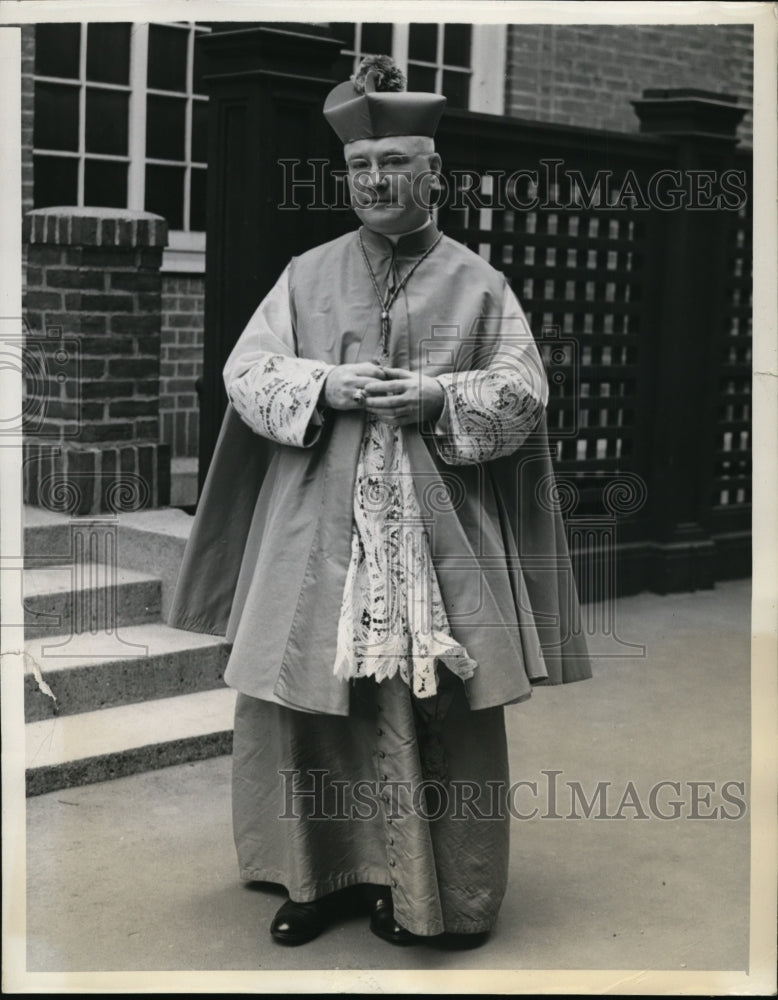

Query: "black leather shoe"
<box><xmin>270</xmin><ymin>898</ymin><xmax>326</xmax><ymax>945</ymax></box>
<box><xmin>432</xmin><ymin>930</ymin><xmax>490</xmax><ymax>950</ymax></box>
<box><xmin>369</xmin><ymin>897</ymin><xmax>418</xmax><ymax>946</ymax></box>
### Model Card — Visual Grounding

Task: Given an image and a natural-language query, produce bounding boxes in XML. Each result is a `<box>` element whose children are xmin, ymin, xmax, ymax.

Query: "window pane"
<box><xmin>407</xmin><ymin>64</ymin><xmax>437</xmax><ymax>93</ymax></box>
<box><xmin>192</xmin><ymin>33</ymin><xmax>207</xmax><ymax>94</ymax></box>
<box><xmin>146</xmin><ymin>94</ymin><xmax>187</xmax><ymax>161</ymax></box>
<box><xmin>443</xmin><ymin>24</ymin><xmax>471</xmax><ymax>67</ymax></box>
<box><xmin>331</xmin><ymin>22</ymin><xmax>355</xmax><ymax>51</ymax></box>
<box><xmin>360</xmin><ymin>23</ymin><xmax>393</xmax><ymax>56</ymax></box>
<box><xmin>84</xmin><ymin>158</ymin><xmax>128</xmax><ymax>208</ymax></box>
<box><xmin>35</xmin><ymin>23</ymin><xmax>80</xmax><ymax>79</ymax></box>
<box><xmin>147</xmin><ymin>24</ymin><xmax>188</xmax><ymax>92</ymax></box>
<box><xmin>34</xmin><ymin>82</ymin><xmax>79</xmax><ymax>151</ymax></box>
<box><xmin>191</xmin><ymin>100</ymin><xmax>207</xmax><ymax>162</ymax></box>
<box><xmin>85</xmin><ymin>88</ymin><xmax>129</xmax><ymax>155</ymax></box>
<box><xmin>409</xmin><ymin>23</ymin><xmax>438</xmax><ymax>62</ymax></box>
<box><xmin>190</xmin><ymin>167</ymin><xmax>207</xmax><ymax>232</ymax></box>
<box><xmin>86</xmin><ymin>23</ymin><xmax>131</xmax><ymax>84</ymax></box>
<box><xmin>442</xmin><ymin>70</ymin><xmax>469</xmax><ymax>109</ymax></box>
<box><xmin>34</xmin><ymin>155</ymin><xmax>78</xmax><ymax>208</ymax></box>
<box><xmin>145</xmin><ymin>163</ymin><xmax>184</xmax><ymax>229</ymax></box>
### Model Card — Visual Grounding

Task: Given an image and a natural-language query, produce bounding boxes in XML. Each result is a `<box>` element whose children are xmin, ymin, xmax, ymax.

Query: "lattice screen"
<box><xmin>438</xmin><ymin>170</ymin><xmax>646</xmax><ymax>515</ymax></box>
<box><xmin>714</xmin><ymin>175</ymin><xmax>752</xmax><ymax>510</ymax></box>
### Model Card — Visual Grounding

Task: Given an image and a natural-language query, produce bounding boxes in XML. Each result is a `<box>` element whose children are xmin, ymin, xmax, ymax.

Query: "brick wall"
<box><xmin>23</xmin><ymin>207</ymin><xmax>170</xmax><ymax>513</ymax></box>
<box><xmin>506</xmin><ymin>24</ymin><xmax>753</xmax><ymax>146</ymax></box>
<box><xmin>160</xmin><ymin>274</ymin><xmax>204</xmax><ymax>459</ymax></box>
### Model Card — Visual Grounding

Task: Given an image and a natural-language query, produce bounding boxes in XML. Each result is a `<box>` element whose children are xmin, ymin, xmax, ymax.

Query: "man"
<box><xmin>169</xmin><ymin>55</ymin><xmax>591</xmax><ymax>949</ymax></box>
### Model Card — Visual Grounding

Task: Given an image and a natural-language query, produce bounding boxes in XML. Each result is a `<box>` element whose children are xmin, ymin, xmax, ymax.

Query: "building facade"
<box><xmin>21</xmin><ymin>20</ymin><xmax>753</xmax><ymax>468</ymax></box>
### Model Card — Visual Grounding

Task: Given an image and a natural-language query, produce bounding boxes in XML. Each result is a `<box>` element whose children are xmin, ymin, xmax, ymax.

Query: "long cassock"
<box><xmin>168</xmin><ymin>221</ymin><xmax>592</xmax><ymax>937</ymax></box>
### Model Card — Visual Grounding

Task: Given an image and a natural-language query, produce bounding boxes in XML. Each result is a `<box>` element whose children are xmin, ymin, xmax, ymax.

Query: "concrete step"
<box><xmin>24</xmin><ymin>504</ymin><xmax>194</xmax><ymax>621</ymax></box>
<box><xmin>24</xmin><ymin>564</ymin><xmax>161</xmax><ymax>639</ymax></box>
<box><xmin>26</xmin><ymin>687</ymin><xmax>237</xmax><ymax>797</ymax></box>
<box><xmin>24</xmin><ymin>623</ymin><xmax>231</xmax><ymax>722</ymax></box>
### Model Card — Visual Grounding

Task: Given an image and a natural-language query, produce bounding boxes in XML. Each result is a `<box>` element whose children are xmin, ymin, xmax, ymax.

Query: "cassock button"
<box><xmin>391</xmin><ymin>879</ymin><xmax>398</xmax><ymax>888</ymax></box>
<box><xmin>377</xmin><ymin>729</ymin><xmax>384</xmax><ymax>737</ymax></box>
<box><xmin>378</xmin><ymin>750</ymin><xmax>386</xmax><ymax>759</ymax></box>
<box><xmin>381</xmin><ymin>773</ymin><xmax>388</xmax><ymax>781</ymax></box>
<box><xmin>388</xmin><ymin>837</ymin><xmax>395</xmax><ymax>846</ymax></box>
<box><xmin>389</xmin><ymin>859</ymin><xmax>396</xmax><ymax>868</ymax></box>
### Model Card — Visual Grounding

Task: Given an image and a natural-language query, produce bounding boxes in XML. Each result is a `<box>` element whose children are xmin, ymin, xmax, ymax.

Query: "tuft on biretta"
<box><xmin>323</xmin><ymin>54</ymin><xmax>447</xmax><ymax>144</ymax></box>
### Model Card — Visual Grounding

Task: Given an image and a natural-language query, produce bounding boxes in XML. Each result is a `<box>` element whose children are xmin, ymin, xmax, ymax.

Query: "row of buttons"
<box><xmin>376</xmin><ymin>709</ymin><xmax>397</xmax><ymax>887</ymax></box>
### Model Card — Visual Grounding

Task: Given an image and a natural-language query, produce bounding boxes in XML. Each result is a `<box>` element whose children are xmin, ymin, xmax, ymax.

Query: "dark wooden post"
<box><xmin>196</xmin><ymin>23</ymin><xmax>347</xmax><ymax>492</ymax></box>
<box><xmin>631</xmin><ymin>89</ymin><xmax>746</xmax><ymax>593</ymax></box>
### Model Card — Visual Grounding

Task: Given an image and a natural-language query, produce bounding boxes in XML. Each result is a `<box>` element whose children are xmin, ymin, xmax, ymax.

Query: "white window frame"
<box><xmin>341</xmin><ymin>22</ymin><xmax>505</xmax><ymax>115</ymax></box>
<box><xmin>33</xmin><ymin>23</ymin><xmax>133</xmax><ymax>205</ymax></box>
<box><xmin>33</xmin><ymin>21</ymin><xmax>209</xmax><ymax>274</ymax></box>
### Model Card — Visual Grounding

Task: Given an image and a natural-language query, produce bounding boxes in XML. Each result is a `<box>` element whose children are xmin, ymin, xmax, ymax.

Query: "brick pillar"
<box><xmin>23</xmin><ymin>207</ymin><xmax>171</xmax><ymax>514</ymax></box>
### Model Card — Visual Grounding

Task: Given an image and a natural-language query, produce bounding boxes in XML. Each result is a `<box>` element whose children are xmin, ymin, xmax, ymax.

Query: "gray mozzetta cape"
<box><xmin>168</xmin><ymin>224</ymin><xmax>592</xmax><ymax>714</ymax></box>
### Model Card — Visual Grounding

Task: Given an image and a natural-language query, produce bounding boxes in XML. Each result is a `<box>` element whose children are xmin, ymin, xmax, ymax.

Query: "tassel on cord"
<box><xmin>352</xmin><ymin>54</ymin><xmax>406</xmax><ymax>94</ymax></box>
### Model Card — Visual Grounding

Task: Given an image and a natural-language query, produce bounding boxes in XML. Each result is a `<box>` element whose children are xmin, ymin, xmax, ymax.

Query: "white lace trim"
<box><xmin>333</xmin><ymin>416</ymin><xmax>477</xmax><ymax>699</ymax></box>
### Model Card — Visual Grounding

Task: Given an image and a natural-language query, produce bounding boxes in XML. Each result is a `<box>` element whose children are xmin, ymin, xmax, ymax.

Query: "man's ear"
<box><xmin>429</xmin><ymin>152</ymin><xmax>442</xmax><ymax>185</ymax></box>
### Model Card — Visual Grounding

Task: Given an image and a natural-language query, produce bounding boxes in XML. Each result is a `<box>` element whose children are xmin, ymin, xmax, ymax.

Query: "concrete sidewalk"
<box><xmin>25</xmin><ymin>579</ymin><xmax>751</xmax><ymax>976</ymax></box>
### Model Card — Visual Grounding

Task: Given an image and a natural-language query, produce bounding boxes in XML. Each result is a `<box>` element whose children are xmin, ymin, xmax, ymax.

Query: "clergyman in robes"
<box><xmin>169</xmin><ymin>55</ymin><xmax>592</xmax><ymax>949</ymax></box>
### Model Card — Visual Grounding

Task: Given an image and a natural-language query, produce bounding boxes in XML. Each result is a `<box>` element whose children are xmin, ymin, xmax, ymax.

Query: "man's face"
<box><xmin>344</xmin><ymin>135</ymin><xmax>442</xmax><ymax>235</ymax></box>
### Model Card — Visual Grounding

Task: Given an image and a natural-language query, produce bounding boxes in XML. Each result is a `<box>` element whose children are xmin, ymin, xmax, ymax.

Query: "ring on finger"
<box><xmin>353</xmin><ymin>388</ymin><xmax>366</xmax><ymax>403</ymax></box>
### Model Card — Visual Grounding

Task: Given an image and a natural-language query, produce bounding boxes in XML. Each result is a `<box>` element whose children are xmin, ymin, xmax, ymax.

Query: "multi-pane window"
<box><xmin>406</xmin><ymin>23</ymin><xmax>472</xmax><ymax>109</ymax></box>
<box><xmin>144</xmin><ymin>23</ymin><xmax>208</xmax><ymax>232</ymax></box>
<box><xmin>33</xmin><ymin>22</ymin><xmax>209</xmax><ymax>254</ymax></box>
<box><xmin>333</xmin><ymin>23</ymin><xmax>472</xmax><ymax>110</ymax></box>
<box><xmin>33</xmin><ymin>23</ymin><xmax>133</xmax><ymax>209</ymax></box>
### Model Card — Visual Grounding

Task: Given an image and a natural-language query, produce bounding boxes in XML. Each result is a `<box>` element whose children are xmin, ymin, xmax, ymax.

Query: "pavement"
<box><xmin>24</xmin><ymin>578</ymin><xmax>752</xmax><ymax>982</ymax></box>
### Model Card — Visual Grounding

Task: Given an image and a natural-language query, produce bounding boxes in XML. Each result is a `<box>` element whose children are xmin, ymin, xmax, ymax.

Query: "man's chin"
<box><xmin>354</xmin><ymin>207</ymin><xmax>426</xmax><ymax>235</ymax></box>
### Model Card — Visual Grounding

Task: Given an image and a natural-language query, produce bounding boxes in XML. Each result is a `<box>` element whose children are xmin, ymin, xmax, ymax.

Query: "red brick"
<box><xmin>26</xmin><ymin>290</ymin><xmax>63</xmax><ymax>310</ymax></box>
<box><xmin>110</xmin><ymin>315</ymin><xmax>160</xmax><ymax>335</ymax></box>
<box><xmin>78</xmin><ymin>335</ymin><xmax>135</xmax><ymax>356</ymax></box>
<box><xmin>134</xmin><ymin>336</ymin><xmax>161</xmax><ymax>357</ymax></box>
<box><xmin>47</xmin><ymin>268</ymin><xmax>106</xmax><ymax>290</ymax></box>
<box><xmin>110</xmin><ymin>272</ymin><xmax>162</xmax><ymax>292</ymax></box>
<box><xmin>108</xmin><ymin>358</ymin><xmax>157</xmax><ymax>379</ymax></box>
<box><xmin>138</xmin><ymin>248</ymin><xmax>164</xmax><ymax>269</ymax></box>
<box><xmin>175</xmin><ymin>331</ymin><xmax>202</xmax><ymax>345</ymax></box>
<box><xmin>78</xmin><ymin>422</ymin><xmax>134</xmax><ymax>443</ymax></box>
<box><xmin>166</xmin><ymin>313</ymin><xmax>200</xmax><ymax>329</ymax></box>
<box><xmin>78</xmin><ymin>315</ymin><xmax>109</xmax><ymax>335</ymax></box>
<box><xmin>77</xmin><ymin>293</ymin><xmax>135</xmax><ymax>313</ymax></box>
<box><xmin>77</xmin><ymin>247</ymin><xmax>137</xmax><ymax>268</ymax></box>
<box><xmin>134</xmin><ymin>418</ymin><xmax>159</xmax><ymax>439</ymax></box>
<box><xmin>165</xmin><ymin>378</ymin><xmax>195</xmax><ymax>393</ymax></box>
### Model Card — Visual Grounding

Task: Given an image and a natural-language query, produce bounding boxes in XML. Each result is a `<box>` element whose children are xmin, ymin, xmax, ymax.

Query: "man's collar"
<box><xmin>359</xmin><ymin>219</ymin><xmax>441</xmax><ymax>257</ymax></box>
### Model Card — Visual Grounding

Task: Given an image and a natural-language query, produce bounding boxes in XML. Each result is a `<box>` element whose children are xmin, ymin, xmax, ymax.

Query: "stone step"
<box><xmin>23</xmin><ymin>564</ymin><xmax>161</xmax><ymax>639</ymax></box>
<box><xmin>24</xmin><ymin>623</ymin><xmax>231</xmax><ymax>722</ymax></box>
<box><xmin>26</xmin><ymin>687</ymin><xmax>237</xmax><ymax>797</ymax></box>
<box><xmin>24</xmin><ymin>504</ymin><xmax>194</xmax><ymax>622</ymax></box>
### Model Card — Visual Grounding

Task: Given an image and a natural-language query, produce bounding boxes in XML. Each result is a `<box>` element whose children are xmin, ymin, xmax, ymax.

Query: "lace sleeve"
<box><xmin>431</xmin><ymin>281</ymin><xmax>548</xmax><ymax>466</ymax></box>
<box><xmin>223</xmin><ymin>265</ymin><xmax>334</xmax><ymax>448</ymax></box>
<box><xmin>227</xmin><ymin>354</ymin><xmax>331</xmax><ymax>448</ymax></box>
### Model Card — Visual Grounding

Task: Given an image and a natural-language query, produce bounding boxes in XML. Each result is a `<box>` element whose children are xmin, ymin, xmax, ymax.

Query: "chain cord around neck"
<box><xmin>358</xmin><ymin>230</ymin><xmax>443</xmax><ymax>361</ymax></box>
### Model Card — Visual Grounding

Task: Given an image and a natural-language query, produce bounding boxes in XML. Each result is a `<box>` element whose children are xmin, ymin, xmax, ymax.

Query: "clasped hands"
<box><xmin>323</xmin><ymin>362</ymin><xmax>444</xmax><ymax>426</ymax></box>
